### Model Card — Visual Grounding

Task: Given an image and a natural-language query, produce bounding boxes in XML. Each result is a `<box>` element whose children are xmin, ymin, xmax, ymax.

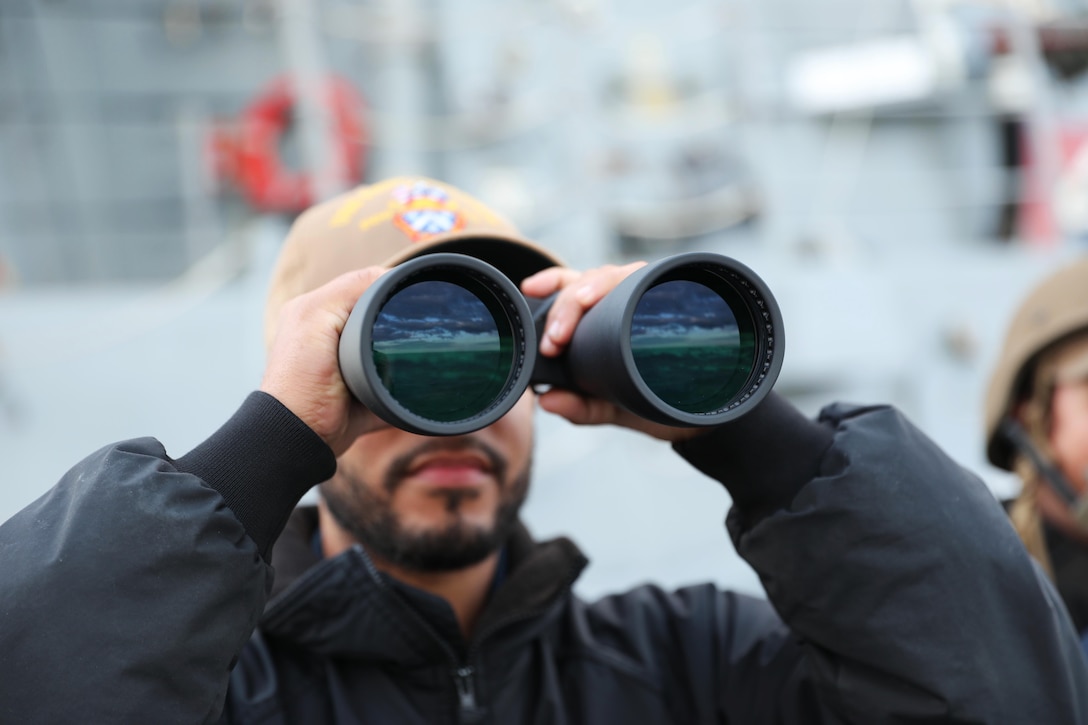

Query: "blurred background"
<box><xmin>2</xmin><ymin>0</ymin><xmax>1088</xmax><ymax>598</ymax></box>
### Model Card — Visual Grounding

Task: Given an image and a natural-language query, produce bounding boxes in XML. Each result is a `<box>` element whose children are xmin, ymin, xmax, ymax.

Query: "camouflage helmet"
<box><xmin>985</xmin><ymin>256</ymin><xmax>1088</xmax><ymax>471</ymax></box>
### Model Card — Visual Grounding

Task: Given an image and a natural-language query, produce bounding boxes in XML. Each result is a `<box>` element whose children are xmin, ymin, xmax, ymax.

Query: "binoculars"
<box><xmin>339</xmin><ymin>252</ymin><xmax>784</xmax><ymax>436</ymax></box>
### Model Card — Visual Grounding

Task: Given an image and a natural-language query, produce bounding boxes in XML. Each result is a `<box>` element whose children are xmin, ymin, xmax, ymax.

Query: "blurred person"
<box><xmin>985</xmin><ymin>256</ymin><xmax>1088</xmax><ymax>652</ymax></box>
<box><xmin>1</xmin><ymin>177</ymin><xmax>1086</xmax><ymax>724</ymax></box>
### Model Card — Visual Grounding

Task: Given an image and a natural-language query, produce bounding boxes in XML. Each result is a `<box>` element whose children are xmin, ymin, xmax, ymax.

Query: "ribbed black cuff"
<box><xmin>174</xmin><ymin>391</ymin><xmax>337</xmax><ymax>559</ymax></box>
<box><xmin>672</xmin><ymin>392</ymin><xmax>834</xmax><ymax>526</ymax></box>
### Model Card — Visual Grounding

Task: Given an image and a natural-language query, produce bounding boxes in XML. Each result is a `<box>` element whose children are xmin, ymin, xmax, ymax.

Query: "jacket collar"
<box><xmin>260</xmin><ymin>506</ymin><xmax>588</xmax><ymax>665</ymax></box>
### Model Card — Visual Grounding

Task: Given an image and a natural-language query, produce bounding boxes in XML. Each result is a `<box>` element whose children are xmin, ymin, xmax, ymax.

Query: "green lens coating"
<box><xmin>372</xmin><ymin>280</ymin><xmax>513</xmax><ymax>422</ymax></box>
<box><xmin>631</xmin><ymin>279</ymin><xmax>754</xmax><ymax>413</ymax></box>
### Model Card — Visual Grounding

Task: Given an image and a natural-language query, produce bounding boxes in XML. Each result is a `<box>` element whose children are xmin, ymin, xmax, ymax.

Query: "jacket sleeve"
<box><xmin>670</xmin><ymin>395</ymin><xmax>1088</xmax><ymax>724</ymax></box>
<box><xmin>0</xmin><ymin>392</ymin><xmax>335</xmax><ymax>725</ymax></box>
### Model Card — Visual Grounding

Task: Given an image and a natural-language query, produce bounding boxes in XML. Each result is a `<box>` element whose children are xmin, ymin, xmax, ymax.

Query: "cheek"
<box><xmin>502</xmin><ymin>394</ymin><xmax>535</xmax><ymax>461</ymax></box>
<box><xmin>339</xmin><ymin>430</ymin><xmax>420</xmax><ymax>481</ymax></box>
<box><xmin>1050</xmin><ymin>387</ymin><xmax>1088</xmax><ymax>486</ymax></box>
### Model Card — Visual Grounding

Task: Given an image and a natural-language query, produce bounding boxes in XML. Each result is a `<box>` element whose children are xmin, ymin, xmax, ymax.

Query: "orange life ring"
<box><xmin>231</xmin><ymin>75</ymin><xmax>368</xmax><ymax>214</ymax></box>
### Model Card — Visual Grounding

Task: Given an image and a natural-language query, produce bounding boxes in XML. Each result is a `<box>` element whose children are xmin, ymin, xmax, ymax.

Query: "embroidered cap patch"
<box><xmin>391</xmin><ymin>181</ymin><xmax>466</xmax><ymax>242</ymax></box>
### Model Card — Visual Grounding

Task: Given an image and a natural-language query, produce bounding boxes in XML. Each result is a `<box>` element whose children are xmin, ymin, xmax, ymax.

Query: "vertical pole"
<box><xmin>278</xmin><ymin>0</ymin><xmax>347</xmax><ymax>203</ymax></box>
<box><xmin>371</xmin><ymin>0</ymin><xmax>429</xmax><ymax>178</ymax></box>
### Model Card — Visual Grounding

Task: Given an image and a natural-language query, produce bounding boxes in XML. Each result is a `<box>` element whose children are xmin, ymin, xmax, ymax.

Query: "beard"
<box><xmin>321</xmin><ymin>439</ymin><xmax>531</xmax><ymax>573</ymax></box>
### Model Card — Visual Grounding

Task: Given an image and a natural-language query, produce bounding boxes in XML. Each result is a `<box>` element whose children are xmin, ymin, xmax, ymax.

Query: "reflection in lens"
<box><xmin>372</xmin><ymin>280</ymin><xmax>512</xmax><ymax>422</ymax></box>
<box><xmin>631</xmin><ymin>280</ymin><xmax>753</xmax><ymax>413</ymax></box>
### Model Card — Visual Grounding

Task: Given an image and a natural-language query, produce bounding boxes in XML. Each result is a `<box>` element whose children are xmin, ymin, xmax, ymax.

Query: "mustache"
<box><xmin>383</xmin><ymin>438</ymin><xmax>509</xmax><ymax>493</ymax></box>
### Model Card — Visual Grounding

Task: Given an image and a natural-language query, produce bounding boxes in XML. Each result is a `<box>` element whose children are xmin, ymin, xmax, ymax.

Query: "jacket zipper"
<box><xmin>358</xmin><ymin>546</ymin><xmax>583</xmax><ymax>723</ymax></box>
<box><xmin>454</xmin><ymin>665</ymin><xmax>480</xmax><ymax>716</ymax></box>
<box><xmin>450</xmin><ymin>560</ymin><xmax>582</xmax><ymax>722</ymax></box>
<box><xmin>352</xmin><ymin>547</ymin><xmax>485</xmax><ymax>722</ymax></box>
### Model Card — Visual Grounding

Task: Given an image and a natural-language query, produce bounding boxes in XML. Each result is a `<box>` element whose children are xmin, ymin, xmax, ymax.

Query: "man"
<box><xmin>985</xmin><ymin>256</ymin><xmax>1088</xmax><ymax>652</ymax></box>
<box><xmin>1</xmin><ymin>177</ymin><xmax>1086</xmax><ymax>724</ymax></box>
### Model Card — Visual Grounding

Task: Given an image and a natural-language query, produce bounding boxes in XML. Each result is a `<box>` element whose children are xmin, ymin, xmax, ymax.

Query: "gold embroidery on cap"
<box><xmin>357</xmin><ymin>204</ymin><xmax>397</xmax><ymax>233</ymax></box>
<box><xmin>329</xmin><ymin>179</ymin><xmax>401</xmax><ymax>228</ymax></box>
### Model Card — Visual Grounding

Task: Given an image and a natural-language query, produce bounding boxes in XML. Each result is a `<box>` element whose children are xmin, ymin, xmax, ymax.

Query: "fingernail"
<box><xmin>574</xmin><ymin>284</ymin><xmax>594</xmax><ymax>304</ymax></box>
<box><xmin>548</xmin><ymin>320</ymin><xmax>564</xmax><ymax>340</ymax></box>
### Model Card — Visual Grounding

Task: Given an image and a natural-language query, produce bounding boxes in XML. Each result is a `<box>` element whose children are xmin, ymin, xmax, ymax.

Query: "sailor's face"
<box><xmin>1049</xmin><ymin>380</ymin><xmax>1088</xmax><ymax>495</ymax></box>
<box><xmin>321</xmin><ymin>391</ymin><xmax>535</xmax><ymax>570</ymax></box>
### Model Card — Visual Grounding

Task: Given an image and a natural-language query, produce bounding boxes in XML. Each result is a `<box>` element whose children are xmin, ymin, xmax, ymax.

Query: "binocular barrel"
<box><xmin>339</xmin><ymin>252</ymin><xmax>784</xmax><ymax>436</ymax></box>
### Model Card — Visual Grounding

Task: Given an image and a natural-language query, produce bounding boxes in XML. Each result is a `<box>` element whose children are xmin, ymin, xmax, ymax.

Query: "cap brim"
<box><xmin>380</xmin><ymin>229</ymin><xmax>564</xmax><ymax>284</ymax></box>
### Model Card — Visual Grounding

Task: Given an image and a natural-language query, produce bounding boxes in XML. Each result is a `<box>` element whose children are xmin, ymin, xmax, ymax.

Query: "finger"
<box><xmin>314</xmin><ymin>266</ymin><xmax>388</xmax><ymax>329</ymax></box>
<box><xmin>271</xmin><ymin>266</ymin><xmax>387</xmax><ymax>347</ymax></box>
<box><xmin>540</xmin><ymin>262</ymin><xmax>645</xmax><ymax>357</ymax></box>
<box><xmin>520</xmin><ymin>266</ymin><xmax>581</xmax><ymax>298</ymax></box>
<box><xmin>568</xmin><ymin>261</ymin><xmax>645</xmax><ymax>309</ymax></box>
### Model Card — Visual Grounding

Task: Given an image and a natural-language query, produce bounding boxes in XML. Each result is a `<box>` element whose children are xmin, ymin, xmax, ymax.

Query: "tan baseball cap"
<box><xmin>264</xmin><ymin>176</ymin><xmax>564</xmax><ymax>344</ymax></box>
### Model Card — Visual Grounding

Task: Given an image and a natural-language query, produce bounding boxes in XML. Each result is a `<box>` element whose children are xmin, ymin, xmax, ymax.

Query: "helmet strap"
<box><xmin>1001</xmin><ymin>417</ymin><xmax>1084</xmax><ymax>511</ymax></box>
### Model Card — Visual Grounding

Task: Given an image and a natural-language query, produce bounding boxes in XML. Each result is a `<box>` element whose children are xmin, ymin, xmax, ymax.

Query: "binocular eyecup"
<box><xmin>338</xmin><ymin>252</ymin><xmax>783</xmax><ymax>436</ymax></box>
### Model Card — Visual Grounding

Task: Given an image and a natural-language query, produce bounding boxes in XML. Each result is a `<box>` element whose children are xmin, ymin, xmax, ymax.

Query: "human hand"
<box><xmin>260</xmin><ymin>268</ymin><xmax>391</xmax><ymax>456</ymax></box>
<box><xmin>521</xmin><ymin>263</ymin><xmax>703</xmax><ymax>443</ymax></box>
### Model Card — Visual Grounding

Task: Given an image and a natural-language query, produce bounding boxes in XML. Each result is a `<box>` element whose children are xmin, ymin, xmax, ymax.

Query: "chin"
<box><xmin>403</xmin><ymin>510</ymin><xmax>495</xmax><ymax>533</ymax></box>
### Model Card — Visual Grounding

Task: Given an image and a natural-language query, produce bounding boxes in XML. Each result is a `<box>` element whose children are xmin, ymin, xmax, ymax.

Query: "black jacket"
<box><xmin>1046</xmin><ymin>522</ymin><xmax>1088</xmax><ymax>636</ymax></box>
<box><xmin>1</xmin><ymin>393</ymin><xmax>1086</xmax><ymax>724</ymax></box>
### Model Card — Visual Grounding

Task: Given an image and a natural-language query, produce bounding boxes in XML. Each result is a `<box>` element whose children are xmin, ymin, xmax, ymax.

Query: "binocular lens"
<box><xmin>339</xmin><ymin>254</ymin><xmax>536</xmax><ymax>436</ymax></box>
<box><xmin>372</xmin><ymin>279</ymin><xmax>516</xmax><ymax>423</ymax></box>
<box><xmin>339</xmin><ymin>251</ymin><xmax>782</xmax><ymax>436</ymax></box>
<box><xmin>631</xmin><ymin>279</ymin><xmax>753</xmax><ymax>414</ymax></box>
